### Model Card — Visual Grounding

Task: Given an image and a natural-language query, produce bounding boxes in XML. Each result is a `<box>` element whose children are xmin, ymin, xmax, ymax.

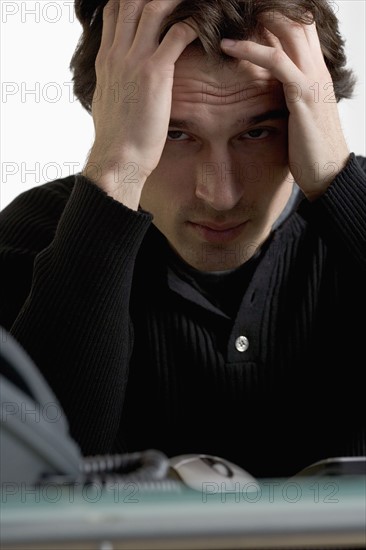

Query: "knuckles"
<box><xmin>167</xmin><ymin>21</ymin><xmax>194</xmax><ymax>40</ymax></box>
<box><xmin>269</xmin><ymin>48</ymin><xmax>288</xmax><ymax>67</ymax></box>
<box><xmin>103</xmin><ymin>0</ymin><xmax>118</xmax><ymax>19</ymax></box>
<box><xmin>142</xmin><ymin>1</ymin><xmax>172</xmax><ymax>17</ymax></box>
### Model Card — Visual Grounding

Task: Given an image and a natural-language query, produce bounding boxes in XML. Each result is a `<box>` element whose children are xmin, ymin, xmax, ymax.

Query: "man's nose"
<box><xmin>195</xmin><ymin>152</ymin><xmax>244</xmax><ymax>211</ymax></box>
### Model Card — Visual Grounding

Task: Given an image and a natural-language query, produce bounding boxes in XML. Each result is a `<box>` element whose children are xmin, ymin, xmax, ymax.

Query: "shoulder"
<box><xmin>1</xmin><ymin>174</ymin><xmax>76</xmax><ymax>219</ymax></box>
<box><xmin>355</xmin><ymin>155</ymin><xmax>366</xmax><ymax>172</ymax></box>
<box><xmin>0</xmin><ymin>174</ymin><xmax>77</xmax><ymax>251</ymax></box>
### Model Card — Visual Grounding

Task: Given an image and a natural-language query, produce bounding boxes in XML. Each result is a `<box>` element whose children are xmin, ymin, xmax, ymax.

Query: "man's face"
<box><xmin>140</xmin><ymin>48</ymin><xmax>292</xmax><ymax>272</ymax></box>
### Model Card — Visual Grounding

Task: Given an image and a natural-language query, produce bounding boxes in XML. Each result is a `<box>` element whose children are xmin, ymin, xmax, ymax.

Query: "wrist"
<box><xmin>300</xmin><ymin>151</ymin><xmax>351</xmax><ymax>202</ymax></box>
<box><xmin>82</xmin><ymin>156</ymin><xmax>147</xmax><ymax>211</ymax></box>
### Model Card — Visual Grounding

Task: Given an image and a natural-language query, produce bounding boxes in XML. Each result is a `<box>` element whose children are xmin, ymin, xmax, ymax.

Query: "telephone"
<box><xmin>0</xmin><ymin>328</ymin><xmax>181</xmax><ymax>491</ymax></box>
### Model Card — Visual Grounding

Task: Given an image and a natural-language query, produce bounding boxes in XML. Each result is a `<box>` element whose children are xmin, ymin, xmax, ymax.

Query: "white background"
<box><xmin>1</xmin><ymin>0</ymin><xmax>365</xmax><ymax>210</ymax></box>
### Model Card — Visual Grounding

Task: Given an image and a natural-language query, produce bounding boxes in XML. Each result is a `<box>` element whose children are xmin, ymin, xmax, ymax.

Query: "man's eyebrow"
<box><xmin>169</xmin><ymin>118</ymin><xmax>200</xmax><ymax>130</ymax></box>
<box><xmin>169</xmin><ymin>109</ymin><xmax>289</xmax><ymax>131</ymax></box>
<box><xmin>238</xmin><ymin>109</ymin><xmax>289</xmax><ymax>126</ymax></box>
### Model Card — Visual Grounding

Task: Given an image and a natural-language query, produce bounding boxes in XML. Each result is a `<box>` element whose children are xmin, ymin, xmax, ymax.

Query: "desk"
<box><xmin>1</xmin><ymin>476</ymin><xmax>365</xmax><ymax>549</ymax></box>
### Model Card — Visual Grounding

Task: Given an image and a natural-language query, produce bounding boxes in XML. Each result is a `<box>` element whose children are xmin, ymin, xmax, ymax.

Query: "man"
<box><xmin>0</xmin><ymin>0</ymin><xmax>365</xmax><ymax>478</ymax></box>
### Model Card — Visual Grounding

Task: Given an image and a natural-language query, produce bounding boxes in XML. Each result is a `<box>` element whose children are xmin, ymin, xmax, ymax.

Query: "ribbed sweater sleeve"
<box><xmin>298</xmin><ymin>154</ymin><xmax>366</xmax><ymax>271</ymax></box>
<box><xmin>0</xmin><ymin>175</ymin><xmax>152</xmax><ymax>454</ymax></box>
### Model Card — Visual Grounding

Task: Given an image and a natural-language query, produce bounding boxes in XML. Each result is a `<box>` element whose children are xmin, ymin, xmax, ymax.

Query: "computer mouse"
<box><xmin>169</xmin><ymin>453</ymin><xmax>259</xmax><ymax>493</ymax></box>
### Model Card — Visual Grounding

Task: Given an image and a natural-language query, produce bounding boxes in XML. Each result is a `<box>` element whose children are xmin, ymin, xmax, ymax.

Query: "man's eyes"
<box><xmin>166</xmin><ymin>128</ymin><xmax>272</xmax><ymax>142</ymax></box>
<box><xmin>167</xmin><ymin>130</ymin><xmax>190</xmax><ymax>142</ymax></box>
<box><xmin>243</xmin><ymin>128</ymin><xmax>271</xmax><ymax>140</ymax></box>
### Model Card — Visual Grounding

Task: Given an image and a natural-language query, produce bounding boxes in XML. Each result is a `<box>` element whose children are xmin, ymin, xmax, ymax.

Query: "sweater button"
<box><xmin>235</xmin><ymin>336</ymin><xmax>249</xmax><ymax>352</ymax></box>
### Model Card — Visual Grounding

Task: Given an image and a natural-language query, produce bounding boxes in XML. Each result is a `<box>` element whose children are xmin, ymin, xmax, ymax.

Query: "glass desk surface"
<box><xmin>1</xmin><ymin>476</ymin><xmax>365</xmax><ymax>549</ymax></box>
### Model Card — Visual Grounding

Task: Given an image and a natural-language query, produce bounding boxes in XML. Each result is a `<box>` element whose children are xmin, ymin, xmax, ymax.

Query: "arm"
<box><xmin>0</xmin><ymin>176</ymin><xmax>152</xmax><ymax>455</ymax></box>
<box><xmin>82</xmin><ymin>0</ymin><xmax>198</xmax><ymax>209</ymax></box>
<box><xmin>0</xmin><ymin>0</ymin><xmax>198</xmax><ymax>454</ymax></box>
<box><xmin>220</xmin><ymin>14</ymin><xmax>366</xmax><ymax>268</ymax></box>
<box><xmin>298</xmin><ymin>154</ymin><xmax>366</xmax><ymax>271</ymax></box>
<box><xmin>221</xmin><ymin>12</ymin><xmax>351</xmax><ymax>201</ymax></box>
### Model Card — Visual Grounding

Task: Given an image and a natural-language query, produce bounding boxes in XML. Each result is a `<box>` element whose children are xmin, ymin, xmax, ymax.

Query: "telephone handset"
<box><xmin>0</xmin><ymin>329</ymin><xmax>182</xmax><ymax>490</ymax></box>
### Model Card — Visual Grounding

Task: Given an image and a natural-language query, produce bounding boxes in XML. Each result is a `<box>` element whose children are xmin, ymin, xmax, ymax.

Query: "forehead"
<box><xmin>172</xmin><ymin>49</ymin><xmax>284</xmax><ymax>112</ymax></box>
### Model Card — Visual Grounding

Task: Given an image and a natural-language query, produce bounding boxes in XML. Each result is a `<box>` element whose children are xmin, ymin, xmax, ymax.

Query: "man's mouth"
<box><xmin>192</xmin><ymin>221</ymin><xmax>245</xmax><ymax>231</ymax></box>
<box><xmin>187</xmin><ymin>220</ymin><xmax>248</xmax><ymax>243</ymax></box>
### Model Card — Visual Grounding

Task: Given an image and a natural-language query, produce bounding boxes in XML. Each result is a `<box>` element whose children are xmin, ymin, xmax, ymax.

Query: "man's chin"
<box><xmin>173</xmin><ymin>240</ymin><xmax>261</xmax><ymax>272</ymax></box>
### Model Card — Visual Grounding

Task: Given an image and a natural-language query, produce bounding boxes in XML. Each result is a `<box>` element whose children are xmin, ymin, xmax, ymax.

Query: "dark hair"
<box><xmin>70</xmin><ymin>0</ymin><xmax>356</xmax><ymax>113</ymax></box>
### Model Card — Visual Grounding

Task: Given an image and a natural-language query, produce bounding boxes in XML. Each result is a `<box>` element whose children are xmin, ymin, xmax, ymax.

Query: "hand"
<box><xmin>82</xmin><ymin>0</ymin><xmax>198</xmax><ymax>209</ymax></box>
<box><xmin>221</xmin><ymin>13</ymin><xmax>351</xmax><ymax>201</ymax></box>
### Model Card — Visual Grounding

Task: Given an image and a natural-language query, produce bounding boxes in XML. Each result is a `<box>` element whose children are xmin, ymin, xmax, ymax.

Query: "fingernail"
<box><xmin>221</xmin><ymin>39</ymin><xmax>237</xmax><ymax>48</ymax></box>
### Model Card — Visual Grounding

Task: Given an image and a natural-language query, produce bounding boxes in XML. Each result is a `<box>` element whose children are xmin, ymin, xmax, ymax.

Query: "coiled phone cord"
<box><xmin>40</xmin><ymin>449</ymin><xmax>184</xmax><ymax>493</ymax></box>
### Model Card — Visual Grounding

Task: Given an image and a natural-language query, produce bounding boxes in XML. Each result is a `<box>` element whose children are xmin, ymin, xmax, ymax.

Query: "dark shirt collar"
<box><xmin>166</xmin><ymin>244</ymin><xmax>263</xmax><ymax>319</ymax></box>
<box><xmin>142</xmin><ymin>183</ymin><xmax>302</xmax><ymax>318</ymax></box>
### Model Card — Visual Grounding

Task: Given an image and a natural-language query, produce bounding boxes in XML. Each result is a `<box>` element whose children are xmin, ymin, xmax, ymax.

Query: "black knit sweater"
<box><xmin>0</xmin><ymin>154</ymin><xmax>365</xmax><ymax>478</ymax></box>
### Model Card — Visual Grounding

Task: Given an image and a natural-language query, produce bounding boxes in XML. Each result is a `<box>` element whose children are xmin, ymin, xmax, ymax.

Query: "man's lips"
<box><xmin>187</xmin><ymin>220</ymin><xmax>248</xmax><ymax>244</ymax></box>
<box><xmin>189</xmin><ymin>221</ymin><xmax>246</xmax><ymax>231</ymax></box>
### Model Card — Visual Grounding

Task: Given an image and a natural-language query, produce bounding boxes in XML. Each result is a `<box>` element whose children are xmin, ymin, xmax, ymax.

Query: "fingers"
<box><xmin>99</xmin><ymin>0</ymin><xmax>149</xmax><ymax>56</ymax></box>
<box><xmin>259</xmin><ymin>27</ymin><xmax>281</xmax><ymax>49</ymax></box>
<box><xmin>221</xmin><ymin>39</ymin><xmax>303</xmax><ymax>87</ymax></box>
<box><xmin>256</xmin><ymin>12</ymin><xmax>314</xmax><ymax>71</ymax></box>
<box><xmin>302</xmin><ymin>20</ymin><xmax>326</xmax><ymax>63</ymax></box>
<box><xmin>99</xmin><ymin>0</ymin><xmax>192</xmax><ymax>63</ymax></box>
<box><xmin>99</xmin><ymin>0</ymin><xmax>120</xmax><ymax>53</ymax></box>
<box><xmin>152</xmin><ymin>18</ymin><xmax>199</xmax><ymax>65</ymax></box>
<box><xmin>259</xmin><ymin>12</ymin><xmax>308</xmax><ymax>64</ymax></box>
<box><xmin>113</xmin><ymin>0</ymin><xmax>150</xmax><ymax>53</ymax></box>
<box><xmin>255</xmin><ymin>12</ymin><xmax>326</xmax><ymax>73</ymax></box>
<box><xmin>128</xmin><ymin>0</ymin><xmax>184</xmax><ymax>59</ymax></box>
<box><xmin>221</xmin><ymin>10</ymin><xmax>329</xmax><ymax>92</ymax></box>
